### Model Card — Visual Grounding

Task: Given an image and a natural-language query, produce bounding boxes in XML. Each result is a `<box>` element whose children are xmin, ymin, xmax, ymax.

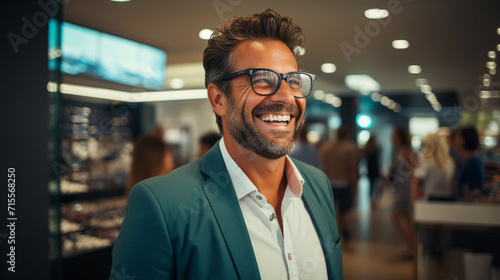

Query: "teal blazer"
<box><xmin>110</xmin><ymin>143</ymin><xmax>343</xmax><ymax>280</ymax></box>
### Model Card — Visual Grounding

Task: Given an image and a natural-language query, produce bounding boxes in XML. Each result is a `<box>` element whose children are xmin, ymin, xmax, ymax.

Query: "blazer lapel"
<box><xmin>301</xmin><ymin>177</ymin><xmax>341</xmax><ymax>279</ymax></box>
<box><xmin>200</xmin><ymin>143</ymin><xmax>261</xmax><ymax>280</ymax></box>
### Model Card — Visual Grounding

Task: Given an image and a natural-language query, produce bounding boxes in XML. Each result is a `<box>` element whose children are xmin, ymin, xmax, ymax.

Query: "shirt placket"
<box><xmin>281</xmin><ymin>190</ymin><xmax>299</xmax><ymax>280</ymax></box>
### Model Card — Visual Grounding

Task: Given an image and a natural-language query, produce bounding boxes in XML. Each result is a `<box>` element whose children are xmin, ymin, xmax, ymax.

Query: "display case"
<box><xmin>49</xmin><ymin>96</ymin><xmax>148</xmax><ymax>279</ymax></box>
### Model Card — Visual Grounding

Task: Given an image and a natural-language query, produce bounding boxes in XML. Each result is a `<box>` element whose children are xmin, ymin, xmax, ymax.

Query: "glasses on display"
<box><xmin>222</xmin><ymin>68</ymin><xmax>316</xmax><ymax>98</ymax></box>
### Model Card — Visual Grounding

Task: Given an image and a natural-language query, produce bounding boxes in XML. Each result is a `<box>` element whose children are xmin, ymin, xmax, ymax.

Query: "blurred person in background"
<box><xmin>150</xmin><ymin>125</ymin><xmax>166</xmax><ymax>140</ymax></box>
<box><xmin>454</xmin><ymin>126</ymin><xmax>485</xmax><ymax>200</ymax></box>
<box><xmin>320</xmin><ymin>125</ymin><xmax>358</xmax><ymax>249</ymax></box>
<box><xmin>198</xmin><ymin>131</ymin><xmax>221</xmax><ymax>157</ymax></box>
<box><xmin>289</xmin><ymin>124</ymin><xmax>321</xmax><ymax>168</ymax></box>
<box><xmin>363</xmin><ymin>134</ymin><xmax>381</xmax><ymax>209</ymax></box>
<box><xmin>388</xmin><ymin>127</ymin><xmax>415</xmax><ymax>259</ymax></box>
<box><xmin>450</xmin><ymin>129</ymin><xmax>464</xmax><ymax>182</ymax></box>
<box><xmin>127</xmin><ymin>134</ymin><xmax>175</xmax><ymax>195</ymax></box>
<box><xmin>412</xmin><ymin>132</ymin><xmax>454</xmax><ymax>202</ymax></box>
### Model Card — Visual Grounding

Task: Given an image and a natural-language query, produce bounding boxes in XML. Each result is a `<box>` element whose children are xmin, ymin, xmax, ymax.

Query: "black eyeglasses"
<box><xmin>222</xmin><ymin>68</ymin><xmax>316</xmax><ymax>98</ymax></box>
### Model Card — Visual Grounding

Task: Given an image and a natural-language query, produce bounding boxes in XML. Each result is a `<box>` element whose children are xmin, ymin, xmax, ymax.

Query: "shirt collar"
<box><xmin>219</xmin><ymin>137</ymin><xmax>304</xmax><ymax>200</ymax></box>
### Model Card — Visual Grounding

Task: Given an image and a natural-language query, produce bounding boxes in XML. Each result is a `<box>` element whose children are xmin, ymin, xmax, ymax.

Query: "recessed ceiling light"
<box><xmin>392</xmin><ymin>40</ymin><xmax>409</xmax><ymax>49</ymax></box>
<box><xmin>408</xmin><ymin>65</ymin><xmax>421</xmax><ymax>74</ymax></box>
<box><xmin>199</xmin><ymin>29</ymin><xmax>213</xmax><ymax>40</ymax></box>
<box><xmin>110</xmin><ymin>0</ymin><xmax>131</xmax><ymax>2</ymax></box>
<box><xmin>497</xmin><ymin>44</ymin><xmax>500</xmax><ymax>52</ymax></box>
<box><xmin>321</xmin><ymin>63</ymin><xmax>336</xmax><ymax>73</ymax></box>
<box><xmin>497</xmin><ymin>27</ymin><xmax>500</xmax><ymax>35</ymax></box>
<box><xmin>313</xmin><ymin>90</ymin><xmax>325</xmax><ymax>100</ymax></box>
<box><xmin>488</xmin><ymin>51</ymin><xmax>496</xmax><ymax>59</ymax></box>
<box><xmin>415</xmin><ymin>78</ymin><xmax>428</xmax><ymax>87</ymax></box>
<box><xmin>371</xmin><ymin>92</ymin><xmax>381</xmax><ymax>102</ymax></box>
<box><xmin>345</xmin><ymin>74</ymin><xmax>380</xmax><ymax>95</ymax></box>
<box><xmin>486</xmin><ymin>61</ymin><xmax>497</xmax><ymax>69</ymax></box>
<box><xmin>294</xmin><ymin>46</ymin><xmax>306</xmax><ymax>56</ymax></box>
<box><xmin>420</xmin><ymin>85</ymin><xmax>432</xmax><ymax>94</ymax></box>
<box><xmin>380</xmin><ymin>96</ymin><xmax>389</xmax><ymax>106</ymax></box>
<box><xmin>170</xmin><ymin>78</ymin><xmax>185</xmax><ymax>89</ymax></box>
<box><xmin>364</xmin><ymin>9</ymin><xmax>389</xmax><ymax>19</ymax></box>
<box><xmin>490</xmin><ymin>68</ymin><xmax>496</xmax><ymax>75</ymax></box>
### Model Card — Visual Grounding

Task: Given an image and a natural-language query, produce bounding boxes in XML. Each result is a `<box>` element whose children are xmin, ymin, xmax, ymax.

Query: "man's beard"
<box><xmin>226</xmin><ymin>95</ymin><xmax>303</xmax><ymax>159</ymax></box>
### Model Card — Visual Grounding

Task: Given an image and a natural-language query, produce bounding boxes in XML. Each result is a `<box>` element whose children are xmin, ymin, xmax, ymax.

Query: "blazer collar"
<box><xmin>200</xmin><ymin>141</ymin><xmax>261</xmax><ymax>280</ymax></box>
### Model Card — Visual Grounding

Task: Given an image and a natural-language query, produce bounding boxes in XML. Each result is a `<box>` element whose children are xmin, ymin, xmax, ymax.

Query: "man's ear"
<box><xmin>207</xmin><ymin>83</ymin><xmax>227</xmax><ymax>118</ymax></box>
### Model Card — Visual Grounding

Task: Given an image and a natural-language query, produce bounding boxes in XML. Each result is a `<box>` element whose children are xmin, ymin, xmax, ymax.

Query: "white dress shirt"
<box><xmin>219</xmin><ymin>139</ymin><xmax>328</xmax><ymax>280</ymax></box>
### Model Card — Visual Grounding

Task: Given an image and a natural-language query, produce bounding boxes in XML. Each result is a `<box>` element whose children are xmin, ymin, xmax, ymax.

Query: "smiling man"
<box><xmin>111</xmin><ymin>9</ymin><xmax>342</xmax><ymax>280</ymax></box>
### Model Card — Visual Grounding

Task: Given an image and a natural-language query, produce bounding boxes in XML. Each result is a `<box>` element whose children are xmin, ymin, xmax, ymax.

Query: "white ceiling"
<box><xmin>63</xmin><ymin>0</ymin><xmax>500</xmax><ymax>106</ymax></box>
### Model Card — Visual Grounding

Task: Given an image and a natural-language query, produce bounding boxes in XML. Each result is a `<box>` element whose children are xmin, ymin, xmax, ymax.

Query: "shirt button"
<box><xmin>288</xmin><ymin>253</ymin><xmax>292</xmax><ymax>260</ymax></box>
<box><xmin>269</xmin><ymin>213</ymin><xmax>275</xmax><ymax>221</ymax></box>
<box><xmin>256</xmin><ymin>195</ymin><xmax>262</xmax><ymax>200</ymax></box>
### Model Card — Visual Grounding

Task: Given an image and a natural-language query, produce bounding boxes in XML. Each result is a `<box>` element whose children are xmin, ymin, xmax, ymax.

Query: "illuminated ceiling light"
<box><xmin>484</xmin><ymin>74</ymin><xmax>491</xmax><ymax>86</ymax></box>
<box><xmin>408</xmin><ymin>65</ymin><xmax>421</xmax><ymax>74</ymax></box>
<box><xmin>486</xmin><ymin>61</ymin><xmax>497</xmax><ymax>69</ymax></box>
<box><xmin>170</xmin><ymin>78</ymin><xmax>185</xmax><ymax>89</ymax></box>
<box><xmin>380</xmin><ymin>96</ymin><xmax>389</xmax><ymax>106</ymax></box>
<box><xmin>497</xmin><ymin>44</ymin><xmax>500</xmax><ymax>52</ymax></box>
<box><xmin>294</xmin><ymin>46</ymin><xmax>306</xmax><ymax>56</ymax></box>
<box><xmin>47</xmin><ymin>82</ymin><xmax>58</xmax><ymax>92</ymax></box>
<box><xmin>371</xmin><ymin>92</ymin><xmax>381</xmax><ymax>102</ymax></box>
<box><xmin>388</xmin><ymin>100</ymin><xmax>396</xmax><ymax>109</ymax></box>
<box><xmin>313</xmin><ymin>90</ymin><xmax>326</xmax><ymax>100</ymax></box>
<box><xmin>330</xmin><ymin>97</ymin><xmax>342</xmax><ymax>108</ymax></box>
<box><xmin>392</xmin><ymin>40</ymin><xmax>409</xmax><ymax>49</ymax></box>
<box><xmin>356</xmin><ymin>114</ymin><xmax>373</xmax><ymax>129</ymax></box>
<box><xmin>358</xmin><ymin>130</ymin><xmax>371</xmax><ymax>144</ymax></box>
<box><xmin>321</xmin><ymin>63</ymin><xmax>337</xmax><ymax>73</ymax></box>
<box><xmin>480</xmin><ymin>90</ymin><xmax>500</xmax><ymax>99</ymax></box>
<box><xmin>59</xmin><ymin>83</ymin><xmax>208</xmax><ymax>102</ymax></box>
<box><xmin>364</xmin><ymin>8</ymin><xmax>389</xmax><ymax>19</ymax></box>
<box><xmin>432</xmin><ymin>103</ymin><xmax>442</xmax><ymax>112</ymax></box>
<box><xmin>110</xmin><ymin>0</ymin><xmax>131</xmax><ymax>2</ymax></box>
<box><xmin>490</xmin><ymin>68</ymin><xmax>497</xmax><ymax>75</ymax></box>
<box><xmin>198</xmin><ymin>29</ymin><xmax>213</xmax><ymax>40</ymax></box>
<box><xmin>488</xmin><ymin>51</ymin><xmax>496</xmax><ymax>59</ymax></box>
<box><xmin>394</xmin><ymin>103</ymin><xmax>401</xmax><ymax>112</ymax></box>
<box><xmin>498</xmin><ymin>27</ymin><xmax>500</xmax><ymax>35</ymax></box>
<box><xmin>307</xmin><ymin>131</ymin><xmax>321</xmax><ymax>144</ymax></box>
<box><xmin>415</xmin><ymin>78</ymin><xmax>428</xmax><ymax>87</ymax></box>
<box><xmin>420</xmin><ymin>85</ymin><xmax>432</xmax><ymax>94</ymax></box>
<box><xmin>325</xmin><ymin>93</ymin><xmax>336</xmax><ymax>103</ymax></box>
<box><xmin>345</xmin><ymin>74</ymin><xmax>380</xmax><ymax>95</ymax></box>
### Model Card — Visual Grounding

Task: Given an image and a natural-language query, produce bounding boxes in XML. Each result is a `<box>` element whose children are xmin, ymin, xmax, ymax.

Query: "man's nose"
<box><xmin>268</xmin><ymin>79</ymin><xmax>295</xmax><ymax>105</ymax></box>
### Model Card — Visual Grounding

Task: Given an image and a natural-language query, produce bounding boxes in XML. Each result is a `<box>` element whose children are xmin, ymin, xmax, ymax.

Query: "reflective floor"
<box><xmin>342</xmin><ymin>176</ymin><xmax>414</xmax><ymax>280</ymax></box>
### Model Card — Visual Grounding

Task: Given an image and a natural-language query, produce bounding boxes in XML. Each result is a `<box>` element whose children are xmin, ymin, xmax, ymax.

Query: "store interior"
<box><xmin>5</xmin><ymin>0</ymin><xmax>500</xmax><ymax>279</ymax></box>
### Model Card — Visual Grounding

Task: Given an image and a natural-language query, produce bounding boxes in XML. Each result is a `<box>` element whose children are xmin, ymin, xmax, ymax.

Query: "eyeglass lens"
<box><xmin>251</xmin><ymin>69</ymin><xmax>312</xmax><ymax>97</ymax></box>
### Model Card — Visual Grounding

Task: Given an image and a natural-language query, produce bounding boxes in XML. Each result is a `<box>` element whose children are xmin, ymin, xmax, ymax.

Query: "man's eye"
<box><xmin>288</xmin><ymin>78</ymin><xmax>302</xmax><ymax>88</ymax></box>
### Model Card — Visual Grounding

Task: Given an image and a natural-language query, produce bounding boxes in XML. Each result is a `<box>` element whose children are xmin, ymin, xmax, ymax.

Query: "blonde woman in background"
<box><xmin>412</xmin><ymin>133</ymin><xmax>454</xmax><ymax>202</ymax></box>
<box><xmin>127</xmin><ymin>134</ymin><xmax>175</xmax><ymax>195</ymax></box>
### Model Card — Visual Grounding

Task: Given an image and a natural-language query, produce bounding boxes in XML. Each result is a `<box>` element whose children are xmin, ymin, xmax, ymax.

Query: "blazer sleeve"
<box><xmin>110</xmin><ymin>183</ymin><xmax>175</xmax><ymax>280</ymax></box>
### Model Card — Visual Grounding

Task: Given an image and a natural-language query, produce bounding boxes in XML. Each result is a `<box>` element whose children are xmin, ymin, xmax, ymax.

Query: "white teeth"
<box><xmin>259</xmin><ymin>114</ymin><xmax>291</xmax><ymax>122</ymax></box>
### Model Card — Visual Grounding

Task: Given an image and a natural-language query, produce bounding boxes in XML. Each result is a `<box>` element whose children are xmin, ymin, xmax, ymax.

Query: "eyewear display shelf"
<box><xmin>50</xmin><ymin>97</ymin><xmax>140</xmax><ymax>280</ymax></box>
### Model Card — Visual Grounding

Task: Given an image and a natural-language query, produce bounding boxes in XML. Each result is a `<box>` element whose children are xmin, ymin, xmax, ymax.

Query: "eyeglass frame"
<box><xmin>221</xmin><ymin>68</ymin><xmax>316</xmax><ymax>98</ymax></box>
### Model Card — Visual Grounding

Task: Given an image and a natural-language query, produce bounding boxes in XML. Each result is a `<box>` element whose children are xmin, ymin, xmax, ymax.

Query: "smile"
<box><xmin>256</xmin><ymin>113</ymin><xmax>292</xmax><ymax>125</ymax></box>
